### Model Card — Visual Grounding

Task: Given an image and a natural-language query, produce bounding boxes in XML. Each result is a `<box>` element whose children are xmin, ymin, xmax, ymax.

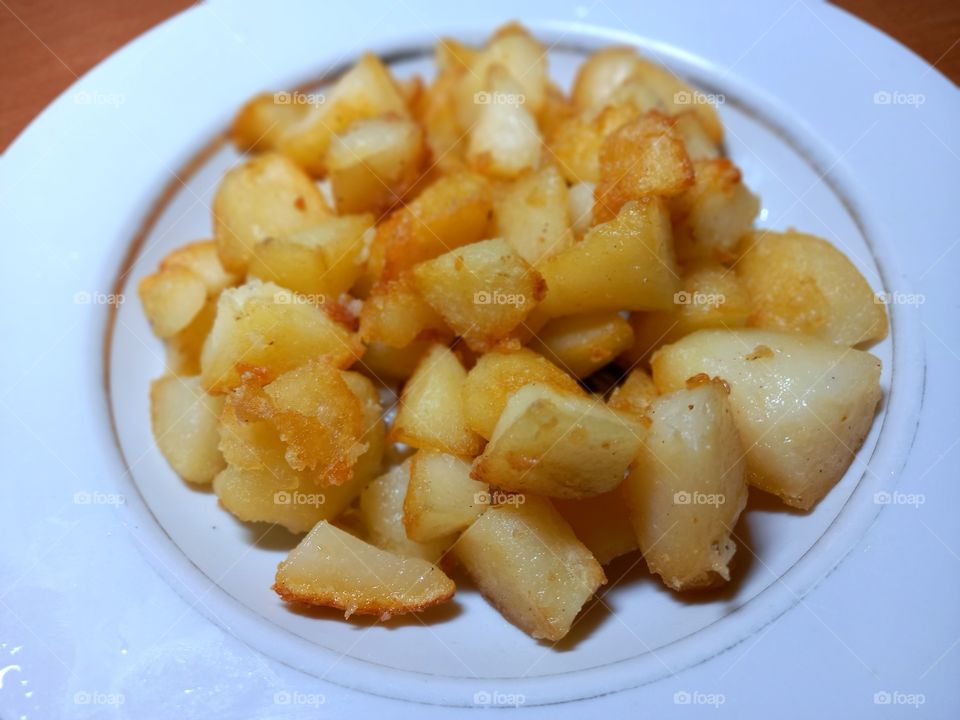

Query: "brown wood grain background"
<box><xmin>1</xmin><ymin>0</ymin><xmax>957</xmax><ymax>151</ymax></box>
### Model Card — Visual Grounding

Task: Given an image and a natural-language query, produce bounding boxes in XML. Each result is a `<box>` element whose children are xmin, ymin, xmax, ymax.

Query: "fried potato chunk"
<box><xmin>411</xmin><ymin>238</ymin><xmax>546</xmax><ymax>351</ymax></box>
<box><xmin>737</xmin><ymin>230</ymin><xmax>888</xmax><ymax>346</ymax></box>
<box><xmin>624</xmin><ymin>381</ymin><xmax>748</xmax><ymax>590</ymax></box>
<box><xmin>472</xmin><ymin>383</ymin><xmax>644</xmax><ymax>499</ymax></box>
<box><xmin>274</xmin><ymin>521</ymin><xmax>455</xmax><ymax>618</ymax></box>
<box><xmin>651</xmin><ymin>329</ymin><xmax>882</xmax><ymax>509</ymax></box>
<box><xmin>455</xmin><ymin>496</ymin><xmax>605</xmax><ymax>641</ymax></box>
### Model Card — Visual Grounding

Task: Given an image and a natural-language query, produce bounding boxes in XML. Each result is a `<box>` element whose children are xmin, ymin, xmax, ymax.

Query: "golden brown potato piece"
<box><xmin>533</xmin><ymin>198</ymin><xmax>680</xmax><ymax>320</ymax></box>
<box><xmin>494</xmin><ymin>166</ymin><xmax>574</xmax><ymax>265</ymax></box>
<box><xmin>390</xmin><ymin>344</ymin><xmax>484</xmax><ymax>456</ymax></box>
<box><xmin>326</xmin><ymin>117</ymin><xmax>428</xmax><ymax>216</ymax></box>
<box><xmin>572</xmin><ymin>47</ymin><xmax>646</xmax><ymax>110</ymax></box>
<box><xmin>247</xmin><ymin>214</ymin><xmax>374</xmax><ymax>298</ymax></box>
<box><xmin>378</xmin><ymin>171</ymin><xmax>493</xmax><ymax>280</ymax></box>
<box><xmin>621</xmin><ymin>264</ymin><xmax>752</xmax><ymax>365</ymax></box>
<box><xmin>213</xmin><ymin>153</ymin><xmax>331</xmax><ymax>273</ymax></box>
<box><xmin>359</xmin><ymin>273</ymin><xmax>451</xmax><ymax>348</ymax></box>
<box><xmin>737</xmin><ymin>230</ymin><xmax>888</xmax><ymax>346</ymax></box>
<box><xmin>158</xmin><ymin>240</ymin><xmax>241</xmax><ymax>296</ymax></box>
<box><xmin>467</xmin><ymin>64</ymin><xmax>543</xmax><ymax>179</ymax></box>
<box><xmin>607</xmin><ymin>368</ymin><xmax>658</xmax><ymax>416</ymax></box>
<box><xmin>472</xmin><ymin>383</ymin><xmax>644</xmax><ymax>499</ymax></box>
<box><xmin>669</xmin><ymin>158</ymin><xmax>759</xmax><ymax>265</ymax></box>
<box><xmin>530</xmin><ymin>312</ymin><xmax>634</xmax><ymax>378</ymax></box>
<box><xmin>274</xmin><ymin>521</ymin><xmax>455</xmax><ymax>618</ymax></box>
<box><xmin>275</xmin><ymin>54</ymin><xmax>409</xmax><ymax>177</ymax></box>
<box><xmin>411</xmin><ymin>238</ymin><xmax>546</xmax><ymax>352</ymax></box>
<box><xmin>453</xmin><ymin>24</ymin><xmax>547</xmax><ymax>130</ymax></box>
<box><xmin>624</xmin><ymin>381</ymin><xmax>748</xmax><ymax>591</ymax></box>
<box><xmin>138</xmin><ymin>265</ymin><xmax>207</xmax><ymax>338</ymax></box>
<box><xmin>554</xmin><ymin>491</ymin><xmax>638</xmax><ymax>565</ymax></box>
<box><xmin>593</xmin><ymin>112</ymin><xmax>694</xmax><ymax>223</ymax></box>
<box><xmin>214</xmin><ymin>370</ymin><xmax>385</xmax><ymax>533</ymax></box>
<box><xmin>360</xmin><ymin>463</ymin><xmax>453</xmax><ymax>562</ymax></box>
<box><xmin>404</xmin><ymin>450</ymin><xmax>489</xmax><ymax>542</ymax></box>
<box><xmin>461</xmin><ymin>347</ymin><xmax>584</xmax><ymax>439</ymax></box>
<box><xmin>200</xmin><ymin>280</ymin><xmax>361</xmax><ymax>393</ymax></box>
<box><xmin>651</xmin><ymin>329</ymin><xmax>882</xmax><ymax>510</ymax></box>
<box><xmin>455</xmin><ymin>496</ymin><xmax>605</xmax><ymax>641</ymax></box>
<box><xmin>150</xmin><ymin>375</ymin><xmax>225</xmax><ymax>484</ymax></box>
<box><xmin>549</xmin><ymin>103</ymin><xmax>640</xmax><ymax>184</ymax></box>
<box><xmin>231</xmin><ymin>92</ymin><xmax>310</xmax><ymax>153</ymax></box>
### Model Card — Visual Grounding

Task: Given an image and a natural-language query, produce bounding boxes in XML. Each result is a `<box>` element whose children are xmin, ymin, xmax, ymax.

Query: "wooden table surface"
<box><xmin>1</xmin><ymin>0</ymin><xmax>957</xmax><ymax>151</ymax></box>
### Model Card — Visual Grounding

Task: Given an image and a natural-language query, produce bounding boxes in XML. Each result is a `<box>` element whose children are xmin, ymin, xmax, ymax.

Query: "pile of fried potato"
<box><xmin>140</xmin><ymin>23</ymin><xmax>886</xmax><ymax>642</ymax></box>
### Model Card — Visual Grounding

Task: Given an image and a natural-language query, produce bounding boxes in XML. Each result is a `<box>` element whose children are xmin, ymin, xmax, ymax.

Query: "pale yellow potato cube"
<box><xmin>737</xmin><ymin>230</ymin><xmax>888</xmax><ymax>346</ymax></box>
<box><xmin>139</xmin><ymin>265</ymin><xmax>207</xmax><ymax>338</ymax></box>
<box><xmin>494</xmin><ymin>166</ymin><xmax>574</xmax><ymax>265</ymax></box>
<box><xmin>534</xmin><ymin>198</ymin><xmax>680</xmax><ymax>320</ymax></box>
<box><xmin>359</xmin><ymin>273</ymin><xmax>451</xmax><ymax>348</ymax></box>
<box><xmin>472</xmin><ymin>383</ymin><xmax>644</xmax><ymax>499</ymax></box>
<box><xmin>159</xmin><ymin>240</ymin><xmax>241</xmax><ymax>296</ymax></box>
<box><xmin>200</xmin><ymin>280</ymin><xmax>361</xmax><ymax>393</ymax></box>
<box><xmin>379</xmin><ymin>171</ymin><xmax>493</xmax><ymax>279</ymax></box>
<box><xmin>213</xmin><ymin>153</ymin><xmax>331</xmax><ymax>273</ymax></box>
<box><xmin>276</xmin><ymin>54</ymin><xmax>409</xmax><ymax>177</ymax></box>
<box><xmin>455</xmin><ymin>496</ymin><xmax>606</xmax><ymax>641</ymax></box>
<box><xmin>150</xmin><ymin>375</ymin><xmax>225</xmax><ymax>484</ymax></box>
<box><xmin>404</xmin><ymin>450</ymin><xmax>489</xmax><ymax>542</ymax></box>
<box><xmin>466</xmin><ymin>64</ymin><xmax>543</xmax><ymax>179</ymax></box>
<box><xmin>274</xmin><ymin>521</ymin><xmax>455</xmax><ymax>618</ymax></box>
<box><xmin>327</xmin><ymin>117</ymin><xmax>427</xmax><ymax>216</ymax></box>
<box><xmin>390</xmin><ymin>344</ymin><xmax>484</xmax><ymax>456</ymax></box>
<box><xmin>461</xmin><ymin>347</ymin><xmax>584</xmax><ymax>439</ymax></box>
<box><xmin>624</xmin><ymin>382</ymin><xmax>748</xmax><ymax>590</ymax></box>
<box><xmin>247</xmin><ymin>214</ymin><xmax>374</xmax><ymax>298</ymax></box>
<box><xmin>411</xmin><ymin>238</ymin><xmax>546</xmax><ymax>352</ymax></box>
<box><xmin>231</xmin><ymin>92</ymin><xmax>309</xmax><ymax>152</ymax></box>
<box><xmin>651</xmin><ymin>329</ymin><xmax>882</xmax><ymax>509</ymax></box>
<box><xmin>670</xmin><ymin>158</ymin><xmax>760</xmax><ymax>264</ymax></box>
<box><xmin>360</xmin><ymin>463</ymin><xmax>452</xmax><ymax>562</ymax></box>
<box><xmin>530</xmin><ymin>311</ymin><xmax>634</xmax><ymax>378</ymax></box>
<box><xmin>621</xmin><ymin>264</ymin><xmax>752</xmax><ymax>365</ymax></box>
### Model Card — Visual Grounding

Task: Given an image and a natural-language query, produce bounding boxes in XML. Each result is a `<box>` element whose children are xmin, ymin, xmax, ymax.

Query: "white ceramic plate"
<box><xmin>1</xmin><ymin>1</ymin><xmax>958</xmax><ymax>717</ymax></box>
